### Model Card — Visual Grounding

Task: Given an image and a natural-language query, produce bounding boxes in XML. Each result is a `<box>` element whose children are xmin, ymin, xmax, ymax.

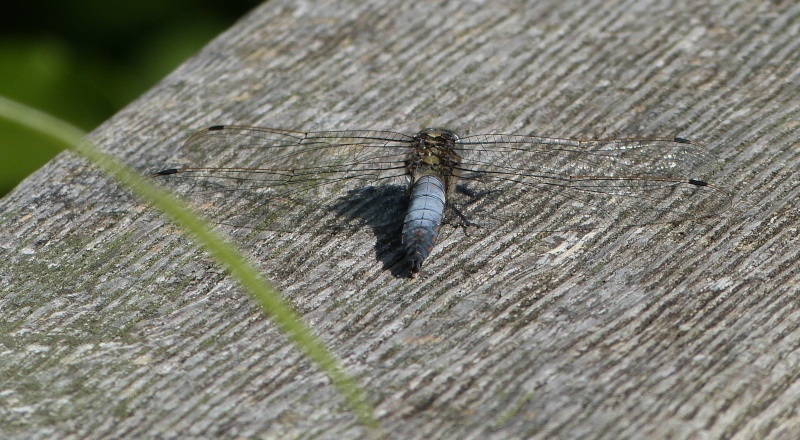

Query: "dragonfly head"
<box><xmin>415</xmin><ymin>128</ymin><xmax>460</xmax><ymax>145</ymax></box>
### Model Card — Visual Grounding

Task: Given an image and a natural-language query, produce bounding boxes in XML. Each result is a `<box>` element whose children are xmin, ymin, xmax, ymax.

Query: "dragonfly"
<box><xmin>154</xmin><ymin>125</ymin><xmax>731</xmax><ymax>275</ymax></box>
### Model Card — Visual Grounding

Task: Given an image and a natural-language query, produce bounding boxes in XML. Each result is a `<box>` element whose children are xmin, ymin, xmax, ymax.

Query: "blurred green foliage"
<box><xmin>0</xmin><ymin>0</ymin><xmax>261</xmax><ymax>197</ymax></box>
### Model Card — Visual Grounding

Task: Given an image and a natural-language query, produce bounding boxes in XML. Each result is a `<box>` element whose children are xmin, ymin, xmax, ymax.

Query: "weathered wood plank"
<box><xmin>2</xmin><ymin>0</ymin><xmax>800</xmax><ymax>438</ymax></box>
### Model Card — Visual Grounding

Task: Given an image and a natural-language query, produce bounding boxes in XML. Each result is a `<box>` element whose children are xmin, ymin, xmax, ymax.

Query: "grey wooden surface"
<box><xmin>2</xmin><ymin>0</ymin><xmax>800</xmax><ymax>438</ymax></box>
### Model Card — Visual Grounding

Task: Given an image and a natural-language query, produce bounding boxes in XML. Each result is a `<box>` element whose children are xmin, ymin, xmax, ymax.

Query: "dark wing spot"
<box><xmin>674</xmin><ymin>137</ymin><xmax>691</xmax><ymax>144</ymax></box>
<box><xmin>208</xmin><ymin>125</ymin><xmax>225</xmax><ymax>131</ymax></box>
<box><xmin>688</xmin><ymin>179</ymin><xmax>708</xmax><ymax>186</ymax></box>
<box><xmin>154</xmin><ymin>168</ymin><xmax>179</xmax><ymax>176</ymax></box>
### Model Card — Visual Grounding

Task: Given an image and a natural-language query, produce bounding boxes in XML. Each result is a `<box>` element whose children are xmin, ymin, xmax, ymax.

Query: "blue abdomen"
<box><xmin>402</xmin><ymin>175</ymin><xmax>447</xmax><ymax>272</ymax></box>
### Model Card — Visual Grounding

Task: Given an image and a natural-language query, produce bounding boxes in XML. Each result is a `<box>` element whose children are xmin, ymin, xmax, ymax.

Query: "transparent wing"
<box><xmin>154</xmin><ymin>126</ymin><xmax>414</xmax><ymax>233</ymax></box>
<box><xmin>451</xmin><ymin>134</ymin><xmax>732</xmax><ymax>232</ymax></box>
<box><xmin>154</xmin><ymin>126</ymin><xmax>732</xmax><ymax>238</ymax></box>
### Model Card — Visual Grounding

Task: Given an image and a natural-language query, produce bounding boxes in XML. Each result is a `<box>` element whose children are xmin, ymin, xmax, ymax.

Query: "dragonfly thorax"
<box><xmin>406</xmin><ymin>128</ymin><xmax>463</xmax><ymax>191</ymax></box>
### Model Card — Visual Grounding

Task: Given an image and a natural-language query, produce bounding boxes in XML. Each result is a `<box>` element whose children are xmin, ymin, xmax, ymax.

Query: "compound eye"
<box><xmin>438</xmin><ymin>129</ymin><xmax>459</xmax><ymax>142</ymax></box>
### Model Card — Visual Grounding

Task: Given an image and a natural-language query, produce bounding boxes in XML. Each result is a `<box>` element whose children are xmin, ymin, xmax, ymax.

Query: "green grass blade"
<box><xmin>0</xmin><ymin>95</ymin><xmax>380</xmax><ymax>434</ymax></box>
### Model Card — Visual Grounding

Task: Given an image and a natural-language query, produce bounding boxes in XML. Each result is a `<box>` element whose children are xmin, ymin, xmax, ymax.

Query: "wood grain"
<box><xmin>2</xmin><ymin>0</ymin><xmax>800</xmax><ymax>438</ymax></box>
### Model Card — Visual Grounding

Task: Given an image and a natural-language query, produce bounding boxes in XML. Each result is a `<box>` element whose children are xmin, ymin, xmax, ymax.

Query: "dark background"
<box><xmin>0</xmin><ymin>0</ymin><xmax>261</xmax><ymax>197</ymax></box>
